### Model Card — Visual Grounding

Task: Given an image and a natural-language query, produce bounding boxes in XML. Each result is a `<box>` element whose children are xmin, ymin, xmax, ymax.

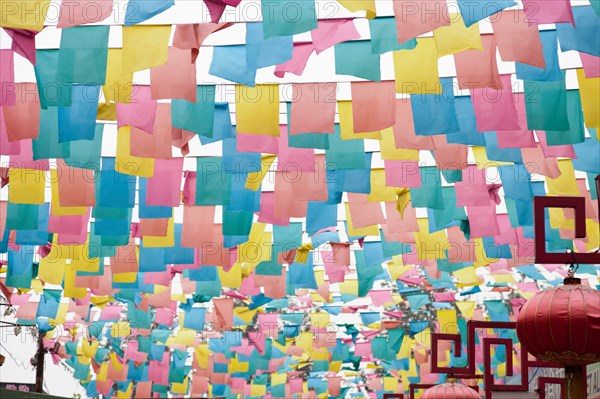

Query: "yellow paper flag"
<box><xmin>393</xmin><ymin>38</ymin><xmax>441</xmax><ymax>94</ymax></box>
<box><xmin>546</xmin><ymin>159</ymin><xmax>580</xmax><ymax>196</ymax></box>
<box><xmin>246</xmin><ymin>155</ymin><xmax>276</xmax><ymax>191</ymax></box>
<box><xmin>576</xmin><ymin>68</ymin><xmax>599</xmax><ymax>128</ymax></box>
<box><xmin>436</xmin><ymin>309</ymin><xmax>459</xmax><ymax>334</ymax></box>
<box><xmin>9</xmin><ymin>169</ymin><xmax>45</xmax><ymax>204</ymax></box>
<box><xmin>38</xmin><ymin>257</ymin><xmax>66</xmax><ymax>285</ymax></box>
<box><xmin>368</xmin><ymin>169</ymin><xmax>398</xmax><ymax>202</ymax></box>
<box><xmin>116</xmin><ymin>126</ymin><xmax>155</xmax><ymax>177</ymax></box>
<box><xmin>0</xmin><ymin>0</ymin><xmax>50</xmax><ymax>31</ymax></box>
<box><xmin>50</xmin><ymin>170</ymin><xmax>88</xmax><ymax>216</ymax></box>
<box><xmin>378</xmin><ymin>127</ymin><xmax>419</xmax><ymax>161</ymax></box>
<box><xmin>433</xmin><ymin>14</ymin><xmax>483</xmax><ymax>57</ymax></box>
<box><xmin>122</xmin><ymin>25</ymin><xmax>171</xmax><ymax>74</ymax></box>
<box><xmin>337</xmin><ymin>0</ymin><xmax>375</xmax><ymax>18</ymax></box>
<box><xmin>345</xmin><ymin>203</ymin><xmax>380</xmax><ymax>237</ymax></box>
<box><xmin>338</xmin><ymin>100</ymin><xmax>382</xmax><ymax>139</ymax></box>
<box><xmin>414</xmin><ymin>219</ymin><xmax>448</xmax><ymax>260</ymax></box>
<box><xmin>236</xmin><ymin>84</ymin><xmax>280</xmax><ymax>136</ymax></box>
<box><xmin>143</xmin><ymin>217</ymin><xmax>175</xmax><ymax>247</ymax></box>
<box><xmin>456</xmin><ymin>301</ymin><xmax>476</xmax><ymax>319</ymax></box>
<box><xmin>103</xmin><ymin>49</ymin><xmax>133</xmax><ymax>103</ymax></box>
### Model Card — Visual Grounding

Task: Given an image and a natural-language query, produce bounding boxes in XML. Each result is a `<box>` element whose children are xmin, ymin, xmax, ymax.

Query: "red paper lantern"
<box><xmin>421</xmin><ymin>379</ymin><xmax>481</xmax><ymax>399</ymax></box>
<box><xmin>516</xmin><ymin>277</ymin><xmax>600</xmax><ymax>366</ymax></box>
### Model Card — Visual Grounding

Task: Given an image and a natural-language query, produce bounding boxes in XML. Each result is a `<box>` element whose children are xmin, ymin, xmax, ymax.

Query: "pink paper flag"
<box><xmin>203</xmin><ymin>0</ymin><xmax>240</xmax><ymax>23</ymax></box>
<box><xmin>327</xmin><ymin>242</ymin><xmax>351</xmax><ymax>267</ymax></box>
<box><xmin>150</xmin><ymin>47</ymin><xmax>197</xmax><ymax>102</ymax></box>
<box><xmin>455</xmin><ymin>166</ymin><xmax>490</xmax><ymax>206</ymax></box>
<box><xmin>522</xmin><ymin>0</ymin><xmax>574</xmax><ymax>26</ymax></box>
<box><xmin>146</xmin><ymin>158</ymin><xmax>184</xmax><ymax>207</ymax></box>
<box><xmin>369</xmin><ymin>290</ymin><xmax>394</xmax><ymax>306</ymax></box>
<box><xmin>0</xmin><ymin>111</ymin><xmax>22</xmax><ymax>155</ymax></box>
<box><xmin>491</xmin><ymin>10</ymin><xmax>545</xmax><ymax>68</ymax></box>
<box><xmin>10</xmin><ymin>139</ymin><xmax>49</xmax><ymax>171</ymax></box>
<box><xmin>237</xmin><ymin>131</ymin><xmax>279</xmax><ymax>154</ymax></box>
<box><xmin>1</xmin><ymin>82</ymin><xmax>40</xmax><ymax>141</ymax></box>
<box><xmin>383</xmin><ymin>202</ymin><xmax>419</xmax><ymax>237</ymax></box>
<box><xmin>467</xmin><ymin>204</ymin><xmax>500</xmax><ymax>238</ymax></box>
<box><xmin>129</xmin><ymin>103</ymin><xmax>173</xmax><ymax>159</ymax></box>
<box><xmin>213</xmin><ymin>298</ymin><xmax>233</xmax><ymax>331</ymax></box>
<box><xmin>471</xmin><ymin>74</ymin><xmax>520</xmax><ymax>131</ymax></box>
<box><xmin>580</xmin><ymin>53</ymin><xmax>600</xmax><ymax>79</ymax></box>
<box><xmin>173</xmin><ymin>23</ymin><xmax>233</xmax><ymax>63</ymax></box>
<box><xmin>431</xmin><ymin>136</ymin><xmax>468</xmax><ymax>170</ymax></box>
<box><xmin>393</xmin><ymin>100</ymin><xmax>435</xmax><ymax>150</ymax></box>
<box><xmin>455</xmin><ymin>35</ymin><xmax>502</xmax><ymax>90</ymax></box>
<box><xmin>258</xmin><ymin>192</ymin><xmax>290</xmax><ymax>226</ymax></box>
<box><xmin>56</xmin><ymin>160</ymin><xmax>96</xmax><ymax>207</ymax></box>
<box><xmin>274</xmin><ymin>171</ymin><xmax>307</xmax><ymax>219</ymax></box>
<box><xmin>57</xmin><ymin>0</ymin><xmax>113</xmax><ymax>28</ymax></box>
<box><xmin>351</xmin><ymin>81</ymin><xmax>396</xmax><ymax>133</ymax></box>
<box><xmin>0</xmin><ymin>50</ymin><xmax>15</xmax><ymax>106</ymax></box>
<box><xmin>495</xmin><ymin>93</ymin><xmax>536</xmax><ymax>149</ymax></box>
<box><xmin>495</xmin><ymin>214</ymin><xmax>518</xmax><ymax>245</ymax></box>
<box><xmin>290</xmin><ymin>83</ymin><xmax>336</xmax><ymax>135</ymax></box>
<box><xmin>393</xmin><ymin>0</ymin><xmax>450</xmax><ymax>43</ymax></box>
<box><xmin>455</xmin><ymin>182</ymin><xmax>491</xmax><ymax>207</ymax></box>
<box><xmin>521</xmin><ymin>144</ymin><xmax>560</xmax><ymax>179</ymax></box>
<box><xmin>276</xmin><ymin>129</ymin><xmax>316</xmax><ymax>172</ymax></box>
<box><xmin>0</xmin><ymin>201</ymin><xmax>7</xmax><ymax>239</ymax></box>
<box><xmin>310</xmin><ymin>19</ymin><xmax>361</xmax><ymax>54</ymax></box>
<box><xmin>347</xmin><ymin>193</ymin><xmax>385</xmax><ymax>229</ymax></box>
<box><xmin>384</xmin><ymin>160</ymin><xmax>421</xmax><ymax>188</ymax></box>
<box><xmin>274</xmin><ymin>42</ymin><xmax>315</xmax><ymax>78</ymax></box>
<box><xmin>54</xmin><ymin>214</ymin><xmax>90</xmax><ymax>245</ymax></box>
<box><xmin>117</xmin><ymin>85</ymin><xmax>157</xmax><ymax>134</ymax></box>
<box><xmin>536</xmin><ymin>131</ymin><xmax>576</xmax><ymax>158</ymax></box>
<box><xmin>4</xmin><ymin>28</ymin><xmax>39</xmax><ymax>65</ymax></box>
<box><xmin>182</xmin><ymin>171</ymin><xmax>196</xmax><ymax>206</ymax></box>
<box><xmin>181</xmin><ymin>205</ymin><xmax>215</xmax><ymax>248</ymax></box>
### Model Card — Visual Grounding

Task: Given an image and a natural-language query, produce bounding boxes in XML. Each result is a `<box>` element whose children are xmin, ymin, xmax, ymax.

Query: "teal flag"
<box><xmin>545</xmin><ymin>90</ymin><xmax>585</xmax><ymax>145</ymax></box>
<box><xmin>34</xmin><ymin>50</ymin><xmax>72</xmax><ymax>108</ymax></box>
<box><xmin>33</xmin><ymin>107</ymin><xmax>70</xmax><ymax>160</ymax></box>
<box><xmin>56</xmin><ymin>25</ymin><xmax>110</xmax><ymax>85</ymax></box>
<box><xmin>195</xmin><ymin>157</ymin><xmax>232</xmax><ymax>206</ymax></box>
<box><xmin>261</xmin><ymin>0</ymin><xmax>317</xmax><ymax>38</ymax></box>
<box><xmin>369</xmin><ymin>17</ymin><xmax>417</xmax><ymax>54</ymax></box>
<box><xmin>335</xmin><ymin>40</ymin><xmax>381</xmax><ymax>82</ymax></box>
<box><xmin>171</xmin><ymin>85</ymin><xmax>216</xmax><ymax>137</ymax></box>
<box><xmin>325</xmin><ymin>124</ymin><xmax>366</xmax><ymax>170</ymax></box>
<box><xmin>525</xmin><ymin>78</ymin><xmax>570</xmax><ymax>131</ymax></box>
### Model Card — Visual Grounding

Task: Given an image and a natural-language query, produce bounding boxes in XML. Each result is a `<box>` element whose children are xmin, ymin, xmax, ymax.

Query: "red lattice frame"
<box><xmin>427</xmin><ymin>321</ymin><xmax>562</xmax><ymax>398</ymax></box>
<box><xmin>534</xmin><ymin>196</ymin><xmax>600</xmax><ymax>264</ymax></box>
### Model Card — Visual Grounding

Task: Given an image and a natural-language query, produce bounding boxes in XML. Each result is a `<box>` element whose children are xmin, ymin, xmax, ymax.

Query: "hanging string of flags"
<box><xmin>0</xmin><ymin>0</ymin><xmax>599</xmax><ymax>397</ymax></box>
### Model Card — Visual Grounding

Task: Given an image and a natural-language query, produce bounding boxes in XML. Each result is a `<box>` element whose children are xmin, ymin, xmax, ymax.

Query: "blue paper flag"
<box><xmin>411</xmin><ymin>78</ymin><xmax>460</xmax><ymax>135</ymax></box>
<box><xmin>124</xmin><ymin>0</ymin><xmax>175</xmax><ymax>25</ymax></box>
<box><xmin>209</xmin><ymin>45</ymin><xmax>257</xmax><ymax>87</ymax></box>
<box><xmin>456</xmin><ymin>0</ymin><xmax>516</xmax><ymax>27</ymax></box>
<box><xmin>58</xmin><ymin>85</ymin><xmax>100</xmax><ymax>142</ymax></box>
<box><xmin>246</xmin><ymin>22</ymin><xmax>293</xmax><ymax>69</ymax></box>
<box><xmin>556</xmin><ymin>5</ymin><xmax>600</xmax><ymax>56</ymax></box>
<box><xmin>516</xmin><ymin>30</ymin><xmax>562</xmax><ymax>82</ymax></box>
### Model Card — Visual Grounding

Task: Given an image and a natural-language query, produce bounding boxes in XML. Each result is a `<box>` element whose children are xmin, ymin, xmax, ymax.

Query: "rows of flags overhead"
<box><xmin>0</xmin><ymin>0</ymin><xmax>599</xmax><ymax>398</ymax></box>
